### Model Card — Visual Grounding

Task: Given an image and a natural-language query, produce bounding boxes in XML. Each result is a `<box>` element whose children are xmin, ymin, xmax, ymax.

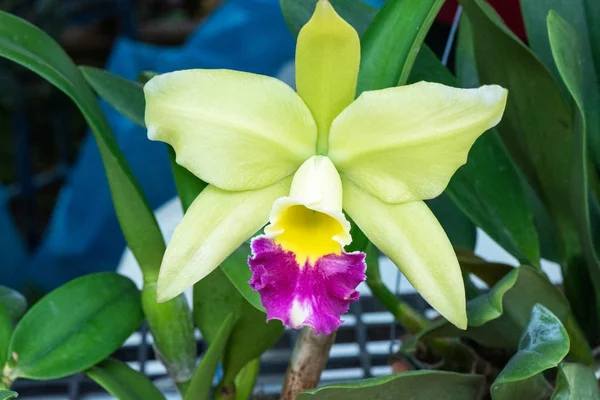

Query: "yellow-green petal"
<box><xmin>329</xmin><ymin>82</ymin><xmax>507</xmax><ymax>203</ymax></box>
<box><xmin>296</xmin><ymin>0</ymin><xmax>360</xmax><ymax>155</ymax></box>
<box><xmin>342</xmin><ymin>178</ymin><xmax>467</xmax><ymax>329</ymax></box>
<box><xmin>145</xmin><ymin>69</ymin><xmax>316</xmax><ymax>191</ymax></box>
<box><xmin>157</xmin><ymin>178</ymin><xmax>292</xmax><ymax>302</ymax></box>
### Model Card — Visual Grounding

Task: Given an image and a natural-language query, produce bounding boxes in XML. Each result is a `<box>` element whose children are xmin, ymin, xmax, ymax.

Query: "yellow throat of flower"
<box><xmin>264</xmin><ymin>156</ymin><xmax>351</xmax><ymax>265</ymax></box>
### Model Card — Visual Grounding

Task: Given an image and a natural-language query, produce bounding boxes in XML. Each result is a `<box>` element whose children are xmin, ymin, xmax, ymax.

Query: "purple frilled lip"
<box><xmin>248</xmin><ymin>236</ymin><xmax>366</xmax><ymax>335</ymax></box>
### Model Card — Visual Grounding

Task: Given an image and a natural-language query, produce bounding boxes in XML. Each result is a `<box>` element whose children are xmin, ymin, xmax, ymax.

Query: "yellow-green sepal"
<box><xmin>296</xmin><ymin>0</ymin><xmax>360</xmax><ymax>154</ymax></box>
<box><xmin>145</xmin><ymin>69</ymin><xmax>316</xmax><ymax>191</ymax></box>
<box><xmin>342</xmin><ymin>178</ymin><xmax>467</xmax><ymax>329</ymax></box>
<box><xmin>157</xmin><ymin>178</ymin><xmax>292</xmax><ymax>302</ymax></box>
<box><xmin>329</xmin><ymin>82</ymin><xmax>507</xmax><ymax>204</ymax></box>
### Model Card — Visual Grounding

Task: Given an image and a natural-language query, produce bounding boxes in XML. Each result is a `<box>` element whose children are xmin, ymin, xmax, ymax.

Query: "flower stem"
<box><xmin>281</xmin><ymin>328</ymin><xmax>336</xmax><ymax>400</ymax></box>
<box><xmin>366</xmin><ymin>278</ymin><xmax>429</xmax><ymax>333</ymax></box>
<box><xmin>364</xmin><ymin>251</ymin><xmax>429</xmax><ymax>333</ymax></box>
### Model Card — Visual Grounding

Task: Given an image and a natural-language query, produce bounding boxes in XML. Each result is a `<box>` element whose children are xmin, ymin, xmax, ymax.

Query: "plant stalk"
<box><xmin>365</xmin><ymin>278</ymin><xmax>429</xmax><ymax>333</ymax></box>
<box><xmin>281</xmin><ymin>328</ymin><xmax>336</xmax><ymax>400</ymax></box>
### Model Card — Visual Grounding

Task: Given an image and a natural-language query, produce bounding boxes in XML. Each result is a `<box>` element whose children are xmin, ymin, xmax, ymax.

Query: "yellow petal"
<box><xmin>296</xmin><ymin>0</ymin><xmax>360</xmax><ymax>154</ymax></box>
<box><xmin>342</xmin><ymin>178</ymin><xmax>467</xmax><ymax>329</ymax></box>
<box><xmin>157</xmin><ymin>178</ymin><xmax>291</xmax><ymax>302</ymax></box>
<box><xmin>145</xmin><ymin>69</ymin><xmax>316</xmax><ymax>191</ymax></box>
<box><xmin>329</xmin><ymin>82</ymin><xmax>507</xmax><ymax>203</ymax></box>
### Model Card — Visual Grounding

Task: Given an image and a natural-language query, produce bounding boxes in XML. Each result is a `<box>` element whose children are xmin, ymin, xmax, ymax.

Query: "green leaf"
<box><xmin>357</xmin><ymin>0</ymin><xmax>443</xmax><ymax>92</ymax></box>
<box><xmin>193</xmin><ymin>266</ymin><xmax>283</xmax><ymax>385</ymax></box>
<box><xmin>297</xmin><ymin>371</ymin><xmax>485</xmax><ymax>399</ymax></box>
<box><xmin>409</xmin><ymin>45</ymin><xmax>540</xmax><ymax>266</ymax></box>
<box><xmin>425</xmin><ymin>266</ymin><xmax>570</xmax><ymax>349</ymax></box>
<box><xmin>463</xmin><ymin>267</ymin><xmax>518</xmax><ymax>327</ymax></box>
<box><xmin>521</xmin><ymin>0</ymin><xmax>600</xmax><ymax>171</ymax></box>
<box><xmin>80</xmin><ymin>66</ymin><xmax>145</xmax><ymax>127</ymax></box>
<box><xmin>0</xmin><ymin>390</ymin><xmax>17</xmax><ymax>399</ymax></box>
<box><xmin>280</xmin><ymin>0</ymin><xmax>377</xmax><ymax>38</ymax></box>
<box><xmin>0</xmin><ymin>287</ymin><xmax>26</xmax><ymax>321</ymax></box>
<box><xmin>86</xmin><ymin>358</ymin><xmax>165</xmax><ymax>400</ymax></box>
<box><xmin>547</xmin><ymin>9</ymin><xmax>600</xmax><ymax>336</ymax></box>
<box><xmin>6</xmin><ymin>273</ymin><xmax>143</xmax><ymax>380</ymax></box>
<box><xmin>551</xmin><ymin>363</ymin><xmax>600</xmax><ymax>400</ymax></box>
<box><xmin>234</xmin><ymin>358</ymin><xmax>260</xmax><ymax>400</ymax></box>
<box><xmin>0</xmin><ymin>11</ymin><xmax>165</xmax><ymax>281</ymax></box>
<box><xmin>491</xmin><ymin>304</ymin><xmax>569</xmax><ymax>400</ymax></box>
<box><xmin>184</xmin><ymin>313</ymin><xmax>235</xmax><ymax>400</ymax></box>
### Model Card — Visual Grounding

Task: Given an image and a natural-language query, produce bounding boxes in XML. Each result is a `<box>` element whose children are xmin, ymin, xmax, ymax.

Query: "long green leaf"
<box><xmin>0</xmin><ymin>12</ymin><xmax>165</xmax><ymax>280</ymax></box>
<box><xmin>81</xmin><ymin>68</ymin><xmax>209</xmax><ymax>389</ymax></box>
<box><xmin>6</xmin><ymin>273</ymin><xmax>143</xmax><ymax>380</ymax></box>
<box><xmin>458</xmin><ymin>0</ymin><xmax>597</xmax><ymax>335</ymax></box>
<box><xmin>80</xmin><ymin>66</ymin><xmax>145</xmax><ymax>127</ymax></box>
<box><xmin>298</xmin><ymin>371</ymin><xmax>485</xmax><ymax>399</ymax></box>
<box><xmin>521</xmin><ymin>0</ymin><xmax>600</xmax><ymax>170</ymax></box>
<box><xmin>491</xmin><ymin>304</ymin><xmax>569</xmax><ymax>400</ymax></box>
<box><xmin>80</xmin><ymin>68</ymin><xmax>198</xmax><ymax>388</ymax></box>
<box><xmin>184</xmin><ymin>313</ymin><xmax>235</xmax><ymax>400</ymax></box>
<box><xmin>551</xmin><ymin>363</ymin><xmax>600</xmax><ymax>400</ymax></box>
<box><xmin>357</xmin><ymin>0</ymin><xmax>443</xmax><ymax>92</ymax></box>
<box><xmin>547</xmin><ymin>9</ymin><xmax>600</xmax><ymax>335</ymax></box>
<box><xmin>86</xmin><ymin>358</ymin><xmax>165</xmax><ymax>400</ymax></box>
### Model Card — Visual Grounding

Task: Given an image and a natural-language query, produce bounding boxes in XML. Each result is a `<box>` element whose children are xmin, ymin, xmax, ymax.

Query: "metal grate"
<box><xmin>13</xmin><ymin>291</ymin><xmax>433</xmax><ymax>399</ymax></box>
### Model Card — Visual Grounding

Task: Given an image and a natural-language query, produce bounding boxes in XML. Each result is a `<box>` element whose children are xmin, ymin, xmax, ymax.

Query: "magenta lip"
<box><xmin>248</xmin><ymin>236</ymin><xmax>366</xmax><ymax>335</ymax></box>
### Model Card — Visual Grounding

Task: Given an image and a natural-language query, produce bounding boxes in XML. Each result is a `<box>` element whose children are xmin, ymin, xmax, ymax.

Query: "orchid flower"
<box><xmin>144</xmin><ymin>0</ymin><xmax>507</xmax><ymax>334</ymax></box>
